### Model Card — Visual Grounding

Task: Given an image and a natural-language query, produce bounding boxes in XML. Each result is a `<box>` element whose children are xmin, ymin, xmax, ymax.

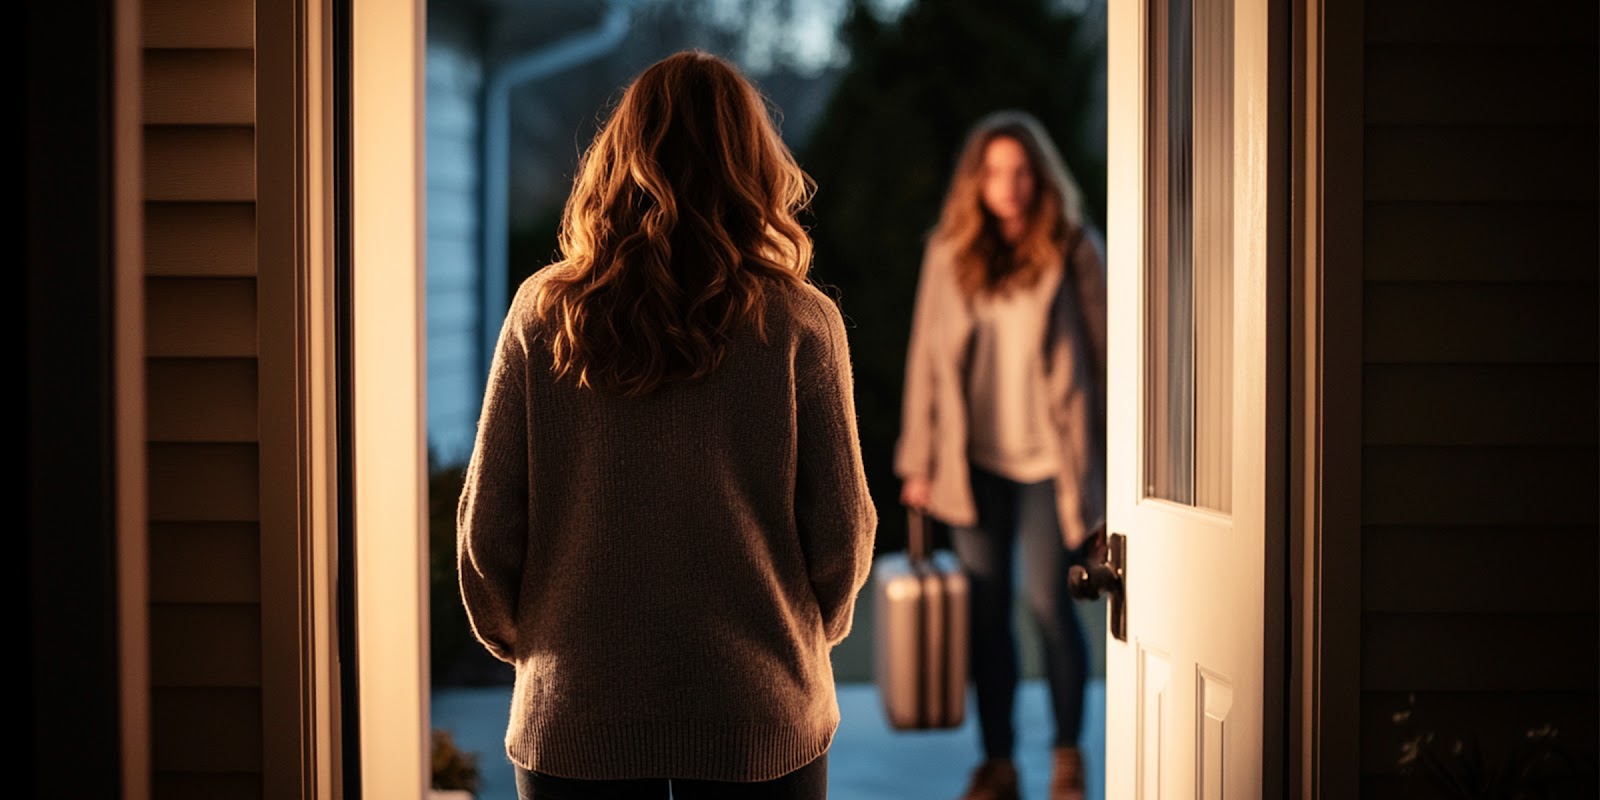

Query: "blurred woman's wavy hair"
<box><xmin>534</xmin><ymin>50</ymin><xmax>816</xmax><ymax>396</ymax></box>
<box><xmin>933</xmin><ymin>110</ymin><xmax>1084</xmax><ymax>298</ymax></box>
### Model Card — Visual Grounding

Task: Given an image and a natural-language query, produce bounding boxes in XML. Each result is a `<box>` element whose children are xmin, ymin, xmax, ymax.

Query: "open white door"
<box><xmin>1100</xmin><ymin>0</ymin><xmax>1285</xmax><ymax>796</ymax></box>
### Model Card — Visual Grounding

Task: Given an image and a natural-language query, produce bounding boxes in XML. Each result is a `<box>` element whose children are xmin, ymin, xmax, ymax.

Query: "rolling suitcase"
<box><xmin>873</xmin><ymin>508</ymin><xmax>969</xmax><ymax>730</ymax></box>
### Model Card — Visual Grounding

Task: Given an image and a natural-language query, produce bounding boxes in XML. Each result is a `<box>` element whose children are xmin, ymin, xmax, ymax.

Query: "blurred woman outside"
<box><xmin>896</xmin><ymin>110</ymin><xmax>1108</xmax><ymax>800</ymax></box>
<box><xmin>457</xmin><ymin>50</ymin><xmax>877</xmax><ymax>799</ymax></box>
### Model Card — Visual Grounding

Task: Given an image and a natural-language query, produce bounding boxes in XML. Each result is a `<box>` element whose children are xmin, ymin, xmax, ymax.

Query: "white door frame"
<box><xmin>331</xmin><ymin>0</ymin><xmax>1369</xmax><ymax>796</ymax></box>
<box><xmin>351</xmin><ymin>0</ymin><xmax>431</xmax><ymax>795</ymax></box>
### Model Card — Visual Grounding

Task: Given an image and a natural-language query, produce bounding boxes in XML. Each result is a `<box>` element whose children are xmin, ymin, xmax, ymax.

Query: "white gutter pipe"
<box><xmin>480</xmin><ymin>2</ymin><xmax>632</xmax><ymax>378</ymax></box>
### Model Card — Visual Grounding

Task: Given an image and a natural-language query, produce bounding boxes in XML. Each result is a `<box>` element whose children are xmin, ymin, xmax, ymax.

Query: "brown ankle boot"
<box><xmin>958</xmin><ymin>758</ymin><xmax>1020</xmax><ymax>800</ymax></box>
<box><xmin>1050</xmin><ymin>747</ymin><xmax>1086</xmax><ymax>800</ymax></box>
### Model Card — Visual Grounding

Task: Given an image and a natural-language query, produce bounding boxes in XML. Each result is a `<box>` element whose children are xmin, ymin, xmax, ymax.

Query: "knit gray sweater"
<box><xmin>457</xmin><ymin>269</ymin><xmax>878</xmax><ymax>782</ymax></box>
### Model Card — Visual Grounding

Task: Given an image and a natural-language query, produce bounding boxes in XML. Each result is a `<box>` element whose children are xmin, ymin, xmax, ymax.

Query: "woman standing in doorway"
<box><xmin>458</xmin><ymin>51</ymin><xmax>877</xmax><ymax>799</ymax></box>
<box><xmin>896</xmin><ymin>110</ymin><xmax>1107</xmax><ymax>800</ymax></box>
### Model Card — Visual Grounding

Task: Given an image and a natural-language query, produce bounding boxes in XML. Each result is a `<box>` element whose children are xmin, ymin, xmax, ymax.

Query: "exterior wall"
<box><xmin>142</xmin><ymin>0</ymin><xmax>266</xmax><ymax>796</ymax></box>
<box><xmin>60</xmin><ymin>0</ymin><xmax>1597</xmax><ymax>795</ymax></box>
<box><xmin>26</xmin><ymin>0</ymin><xmax>148</xmax><ymax>796</ymax></box>
<box><xmin>426</xmin><ymin>31</ymin><xmax>484</xmax><ymax>467</ymax></box>
<box><xmin>1355</xmin><ymin>1</ymin><xmax>1599</xmax><ymax>795</ymax></box>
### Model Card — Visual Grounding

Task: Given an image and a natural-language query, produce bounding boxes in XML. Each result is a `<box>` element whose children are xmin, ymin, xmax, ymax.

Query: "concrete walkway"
<box><xmin>431</xmin><ymin>679</ymin><xmax>1106</xmax><ymax>800</ymax></box>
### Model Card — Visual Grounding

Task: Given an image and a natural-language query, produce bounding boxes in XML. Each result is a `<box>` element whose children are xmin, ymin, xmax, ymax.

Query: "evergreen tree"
<box><xmin>802</xmin><ymin>0</ymin><xmax>1104</xmax><ymax>550</ymax></box>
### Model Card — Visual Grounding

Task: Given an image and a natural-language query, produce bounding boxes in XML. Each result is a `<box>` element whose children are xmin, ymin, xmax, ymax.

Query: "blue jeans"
<box><xmin>951</xmin><ymin>466</ymin><xmax>1089</xmax><ymax>760</ymax></box>
<box><xmin>514</xmin><ymin>752</ymin><xmax>828</xmax><ymax>800</ymax></box>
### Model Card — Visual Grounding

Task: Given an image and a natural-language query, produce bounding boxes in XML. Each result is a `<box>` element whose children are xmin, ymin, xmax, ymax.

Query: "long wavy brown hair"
<box><xmin>533</xmin><ymin>51</ymin><xmax>816</xmax><ymax>396</ymax></box>
<box><xmin>932</xmin><ymin>110</ymin><xmax>1085</xmax><ymax>298</ymax></box>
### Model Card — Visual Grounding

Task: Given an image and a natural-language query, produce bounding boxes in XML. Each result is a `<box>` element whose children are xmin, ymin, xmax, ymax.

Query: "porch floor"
<box><xmin>431</xmin><ymin>679</ymin><xmax>1107</xmax><ymax>800</ymax></box>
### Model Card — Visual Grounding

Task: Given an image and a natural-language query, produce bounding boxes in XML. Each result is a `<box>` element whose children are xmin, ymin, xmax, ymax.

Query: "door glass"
<box><xmin>1145</xmin><ymin>0</ymin><xmax>1232</xmax><ymax>512</ymax></box>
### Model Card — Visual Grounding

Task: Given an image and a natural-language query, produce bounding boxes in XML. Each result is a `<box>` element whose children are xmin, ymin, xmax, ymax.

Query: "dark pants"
<box><xmin>951</xmin><ymin>466</ymin><xmax>1089</xmax><ymax>760</ymax></box>
<box><xmin>514</xmin><ymin>752</ymin><xmax>828</xmax><ymax>800</ymax></box>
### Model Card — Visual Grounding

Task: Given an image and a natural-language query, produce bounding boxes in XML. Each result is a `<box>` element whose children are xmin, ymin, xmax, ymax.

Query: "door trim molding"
<box><xmin>1260</xmin><ymin>0</ymin><xmax>1294</xmax><ymax>794</ymax></box>
<box><xmin>350</xmin><ymin>0</ymin><xmax>431</xmax><ymax>795</ymax></box>
<box><xmin>115</xmin><ymin>0</ymin><xmax>150</xmax><ymax>793</ymax></box>
<box><xmin>258</xmin><ymin>0</ymin><xmax>344</xmax><ymax>794</ymax></box>
<box><xmin>1290</xmin><ymin>0</ymin><xmax>1362</xmax><ymax>795</ymax></box>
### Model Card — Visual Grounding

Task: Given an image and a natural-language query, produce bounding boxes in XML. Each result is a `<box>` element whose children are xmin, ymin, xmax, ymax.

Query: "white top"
<box><xmin>963</xmin><ymin>263</ymin><xmax>1064</xmax><ymax>483</ymax></box>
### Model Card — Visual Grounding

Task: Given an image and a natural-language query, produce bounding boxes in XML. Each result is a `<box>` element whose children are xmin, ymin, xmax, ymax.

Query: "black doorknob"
<box><xmin>1068</xmin><ymin>561</ymin><xmax>1121</xmax><ymax>601</ymax></box>
<box><xmin>1068</xmin><ymin>519</ymin><xmax>1112</xmax><ymax>601</ymax></box>
<box><xmin>1067</xmin><ymin>525</ymin><xmax>1127</xmax><ymax>642</ymax></box>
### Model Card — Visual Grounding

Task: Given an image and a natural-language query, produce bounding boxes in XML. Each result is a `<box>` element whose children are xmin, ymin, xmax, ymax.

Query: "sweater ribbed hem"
<box><xmin>507</xmin><ymin>712</ymin><xmax>839</xmax><ymax>782</ymax></box>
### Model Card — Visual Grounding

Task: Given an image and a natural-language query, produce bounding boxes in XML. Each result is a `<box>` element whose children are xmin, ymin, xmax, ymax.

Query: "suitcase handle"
<box><xmin>907</xmin><ymin>508</ymin><xmax>930</xmax><ymax>565</ymax></box>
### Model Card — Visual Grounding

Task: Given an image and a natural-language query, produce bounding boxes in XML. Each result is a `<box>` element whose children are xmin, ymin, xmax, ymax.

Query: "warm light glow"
<box><xmin>354</xmin><ymin>0</ymin><xmax>430</xmax><ymax>795</ymax></box>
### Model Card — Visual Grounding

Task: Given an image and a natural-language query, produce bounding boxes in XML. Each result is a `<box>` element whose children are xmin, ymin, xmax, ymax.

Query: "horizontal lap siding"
<box><xmin>151</xmin><ymin>687</ymin><xmax>263</xmax><ymax>772</ymax></box>
<box><xmin>1365</xmin><ymin>126</ymin><xmax>1597</xmax><ymax>204</ymax></box>
<box><xmin>1364</xmin><ymin>206</ymin><xmax>1597</xmax><ymax>281</ymax></box>
<box><xmin>143</xmin><ymin>0</ymin><xmax>263</xmax><ymax>795</ymax></box>
<box><xmin>427</xmin><ymin>41</ymin><xmax>485</xmax><ymax>463</ymax></box>
<box><xmin>1356</xmin><ymin>0</ymin><xmax>1600</xmax><ymax>790</ymax></box>
<box><xmin>149</xmin><ymin>523</ymin><xmax>261</xmax><ymax>604</ymax></box>
<box><xmin>147</xmin><ymin>443</ymin><xmax>261</xmax><ymax>521</ymax></box>
<box><xmin>151</xmin><ymin>605</ymin><xmax>263</xmax><ymax>687</ymax></box>
<box><xmin>1361</xmin><ymin>526</ymin><xmax>1596</xmax><ymax>614</ymax></box>
<box><xmin>143</xmin><ymin>49</ymin><xmax>254</xmax><ymax>125</ymax></box>
<box><xmin>146</xmin><ymin>359</ymin><xmax>259</xmax><ymax>441</ymax></box>
<box><xmin>1361</xmin><ymin>614</ymin><xmax>1597</xmax><ymax>692</ymax></box>
<box><xmin>146</xmin><ymin>203</ymin><xmax>257</xmax><ymax>277</ymax></box>
<box><xmin>1363</xmin><ymin>364</ymin><xmax>1598</xmax><ymax>445</ymax></box>
<box><xmin>144</xmin><ymin>127</ymin><xmax>256</xmax><ymax>202</ymax></box>
<box><xmin>1362</xmin><ymin>446</ymin><xmax>1596</xmax><ymax>526</ymax></box>
<box><xmin>1365</xmin><ymin>0</ymin><xmax>1597</xmax><ymax>45</ymax></box>
<box><xmin>144</xmin><ymin>0</ymin><xmax>252</xmax><ymax>49</ymax></box>
<box><xmin>151</xmin><ymin>773</ymin><xmax>264</xmax><ymax>800</ymax></box>
<box><xmin>1365</xmin><ymin>46</ymin><xmax>1598</xmax><ymax>127</ymax></box>
<box><xmin>145</xmin><ymin>278</ymin><xmax>258</xmax><ymax>357</ymax></box>
<box><xmin>1363</xmin><ymin>282</ymin><xmax>1597</xmax><ymax>363</ymax></box>
<box><xmin>1358</xmin><ymin>0</ymin><xmax>1599</xmax><ymax>791</ymax></box>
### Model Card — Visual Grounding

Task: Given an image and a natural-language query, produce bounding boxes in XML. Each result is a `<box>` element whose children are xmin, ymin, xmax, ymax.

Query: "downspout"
<box><xmin>479</xmin><ymin>2</ymin><xmax>632</xmax><ymax>379</ymax></box>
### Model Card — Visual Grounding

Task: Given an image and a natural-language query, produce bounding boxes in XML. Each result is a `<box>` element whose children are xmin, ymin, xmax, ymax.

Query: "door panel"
<box><xmin>1137</xmin><ymin>645</ymin><xmax>1171</xmax><ymax>799</ymax></box>
<box><xmin>1106</xmin><ymin>0</ymin><xmax>1281</xmax><ymax>795</ymax></box>
<box><xmin>1198</xmin><ymin>668</ymin><xmax>1233</xmax><ymax>800</ymax></box>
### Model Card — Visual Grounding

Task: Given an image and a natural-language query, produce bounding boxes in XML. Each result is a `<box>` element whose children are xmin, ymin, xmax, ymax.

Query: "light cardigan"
<box><xmin>895</xmin><ymin>227</ymin><xmax>1109</xmax><ymax>549</ymax></box>
<box><xmin>457</xmin><ymin>270</ymin><xmax>877</xmax><ymax>781</ymax></box>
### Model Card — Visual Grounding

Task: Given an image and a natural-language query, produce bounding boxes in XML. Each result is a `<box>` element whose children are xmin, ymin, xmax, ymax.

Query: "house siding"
<box><xmin>426</xmin><ymin>12</ymin><xmax>485</xmax><ymax>467</ymax></box>
<box><xmin>1356</xmin><ymin>1</ymin><xmax>1599</xmax><ymax>795</ymax></box>
<box><xmin>422</xmin><ymin>37</ymin><xmax>483</xmax><ymax>467</ymax></box>
<box><xmin>142</xmin><ymin>0</ymin><xmax>264</xmax><ymax>795</ymax></box>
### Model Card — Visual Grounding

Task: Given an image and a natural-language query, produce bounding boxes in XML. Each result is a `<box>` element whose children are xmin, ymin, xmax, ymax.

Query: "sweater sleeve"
<box><xmin>794</xmin><ymin>293</ymin><xmax>879</xmax><ymax>647</ymax></box>
<box><xmin>456</xmin><ymin>301</ymin><xmax>532</xmax><ymax>664</ymax></box>
<box><xmin>893</xmin><ymin>242</ymin><xmax>944</xmax><ymax>479</ymax></box>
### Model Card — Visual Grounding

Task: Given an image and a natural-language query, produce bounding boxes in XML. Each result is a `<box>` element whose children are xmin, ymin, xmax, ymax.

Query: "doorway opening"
<box><xmin>416</xmin><ymin>2</ymin><xmax>1111</xmax><ymax>798</ymax></box>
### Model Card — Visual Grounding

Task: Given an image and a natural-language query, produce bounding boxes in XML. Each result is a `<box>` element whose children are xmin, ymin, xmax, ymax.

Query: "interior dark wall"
<box><xmin>26</xmin><ymin>0</ymin><xmax>124</xmax><ymax>796</ymax></box>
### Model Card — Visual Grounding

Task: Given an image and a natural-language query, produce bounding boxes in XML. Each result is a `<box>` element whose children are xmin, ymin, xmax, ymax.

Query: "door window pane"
<box><xmin>1146</xmin><ymin>0</ymin><xmax>1231</xmax><ymax>512</ymax></box>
